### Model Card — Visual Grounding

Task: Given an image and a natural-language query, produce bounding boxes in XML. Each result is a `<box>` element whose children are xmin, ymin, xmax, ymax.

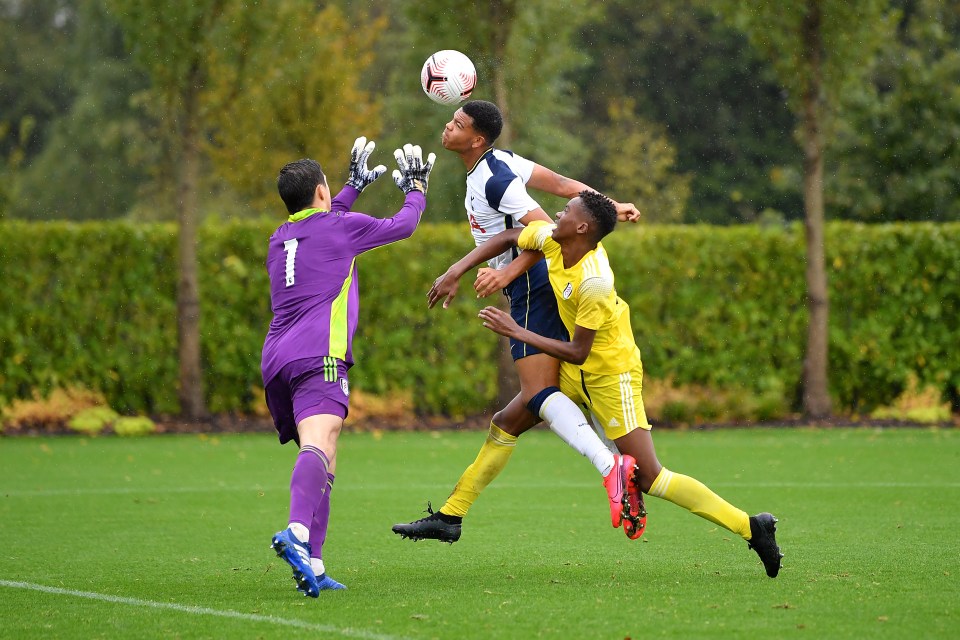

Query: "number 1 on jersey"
<box><xmin>283</xmin><ymin>238</ymin><xmax>299</xmax><ymax>287</ymax></box>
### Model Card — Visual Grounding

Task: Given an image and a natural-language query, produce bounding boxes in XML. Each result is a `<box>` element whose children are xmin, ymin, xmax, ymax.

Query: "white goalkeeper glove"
<box><xmin>346</xmin><ymin>136</ymin><xmax>387</xmax><ymax>192</ymax></box>
<box><xmin>392</xmin><ymin>143</ymin><xmax>436</xmax><ymax>194</ymax></box>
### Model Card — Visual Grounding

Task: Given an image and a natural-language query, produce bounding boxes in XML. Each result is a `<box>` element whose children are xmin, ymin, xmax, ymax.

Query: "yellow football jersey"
<box><xmin>518</xmin><ymin>220</ymin><xmax>641</xmax><ymax>375</ymax></box>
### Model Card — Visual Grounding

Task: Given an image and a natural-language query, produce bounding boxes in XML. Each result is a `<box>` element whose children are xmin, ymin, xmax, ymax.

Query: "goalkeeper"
<box><xmin>263</xmin><ymin>138</ymin><xmax>435</xmax><ymax>596</ymax></box>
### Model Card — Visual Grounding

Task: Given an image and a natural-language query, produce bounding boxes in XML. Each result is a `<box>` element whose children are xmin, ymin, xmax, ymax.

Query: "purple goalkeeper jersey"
<box><xmin>261</xmin><ymin>185</ymin><xmax>426</xmax><ymax>385</ymax></box>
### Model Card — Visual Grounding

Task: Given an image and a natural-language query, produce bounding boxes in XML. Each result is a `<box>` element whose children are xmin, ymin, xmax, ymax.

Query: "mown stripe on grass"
<box><xmin>0</xmin><ymin>580</ymin><xmax>408</xmax><ymax>640</ymax></box>
<box><xmin>0</xmin><ymin>486</ymin><xmax>289</xmax><ymax>497</ymax></box>
<box><xmin>3</xmin><ymin>480</ymin><xmax>959</xmax><ymax>498</ymax></box>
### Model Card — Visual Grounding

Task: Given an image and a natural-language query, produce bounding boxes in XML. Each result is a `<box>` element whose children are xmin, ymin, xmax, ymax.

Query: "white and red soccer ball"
<box><xmin>420</xmin><ymin>50</ymin><xmax>477</xmax><ymax>106</ymax></box>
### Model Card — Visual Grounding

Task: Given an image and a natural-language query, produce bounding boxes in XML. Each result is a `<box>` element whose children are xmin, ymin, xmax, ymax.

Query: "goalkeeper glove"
<box><xmin>392</xmin><ymin>143</ymin><xmax>436</xmax><ymax>194</ymax></box>
<box><xmin>345</xmin><ymin>136</ymin><xmax>387</xmax><ymax>192</ymax></box>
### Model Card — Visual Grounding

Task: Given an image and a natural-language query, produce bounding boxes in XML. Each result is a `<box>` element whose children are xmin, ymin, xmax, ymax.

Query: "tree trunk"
<box><xmin>176</xmin><ymin>68</ymin><xmax>207</xmax><ymax>420</ymax></box>
<box><xmin>800</xmin><ymin>0</ymin><xmax>831</xmax><ymax>418</ymax></box>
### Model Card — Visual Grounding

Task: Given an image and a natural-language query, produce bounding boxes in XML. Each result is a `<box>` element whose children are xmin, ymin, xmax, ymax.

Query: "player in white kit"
<box><xmin>393</xmin><ymin>100</ymin><xmax>647</xmax><ymax>542</ymax></box>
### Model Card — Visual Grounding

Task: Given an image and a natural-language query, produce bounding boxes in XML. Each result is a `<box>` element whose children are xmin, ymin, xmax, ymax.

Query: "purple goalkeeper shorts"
<box><xmin>264</xmin><ymin>356</ymin><xmax>350</xmax><ymax>445</ymax></box>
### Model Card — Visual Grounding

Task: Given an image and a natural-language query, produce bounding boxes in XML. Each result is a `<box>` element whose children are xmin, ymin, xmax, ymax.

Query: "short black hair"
<box><xmin>277</xmin><ymin>158</ymin><xmax>327</xmax><ymax>214</ymax></box>
<box><xmin>462</xmin><ymin>100</ymin><xmax>503</xmax><ymax>146</ymax></box>
<box><xmin>579</xmin><ymin>190</ymin><xmax>618</xmax><ymax>241</ymax></box>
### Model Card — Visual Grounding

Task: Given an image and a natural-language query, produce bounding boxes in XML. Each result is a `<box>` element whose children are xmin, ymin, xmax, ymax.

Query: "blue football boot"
<box><xmin>316</xmin><ymin>573</ymin><xmax>347</xmax><ymax>591</ymax></box>
<box><xmin>270</xmin><ymin>528</ymin><xmax>320</xmax><ymax>597</ymax></box>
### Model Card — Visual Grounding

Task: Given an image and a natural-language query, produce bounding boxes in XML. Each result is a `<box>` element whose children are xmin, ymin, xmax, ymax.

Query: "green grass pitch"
<box><xmin>1</xmin><ymin>427</ymin><xmax>957</xmax><ymax>639</ymax></box>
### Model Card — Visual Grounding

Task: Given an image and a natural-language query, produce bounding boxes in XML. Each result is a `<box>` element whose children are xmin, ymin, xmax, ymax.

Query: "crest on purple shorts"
<box><xmin>340</xmin><ymin>378</ymin><xmax>350</xmax><ymax>396</ymax></box>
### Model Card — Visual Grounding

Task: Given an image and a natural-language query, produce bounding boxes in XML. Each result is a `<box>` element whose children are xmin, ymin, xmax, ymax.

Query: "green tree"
<box><xmin>389</xmin><ymin>0</ymin><xmax>596</xmax><ymax>409</ymax></box>
<box><xmin>830</xmin><ymin>0</ymin><xmax>960</xmax><ymax>221</ymax></box>
<box><xmin>374</xmin><ymin>0</ymin><xmax>596</xmax><ymax>224</ymax></box>
<box><xmin>575</xmin><ymin>0</ymin><xmax>802</xmax><ymax>224</ymax></box>
<box><xmin>713</xmin><ymin>0</ymin><xmax>894</xmax><ymax>418</ymax></box>
<box><xmin>106</xmin><ymin>0</ymin><xmax>232</xmax><ymax>419</ymax></box>
<box><xmin>204</xmin><ymin>2</ymin><xmax>386</xmax><ymax>210</ymax></box>
<box><xmin>106</xmin><ymin>0</ymin><xmax>391</xmax><ymax>417</ymax></box>
<box><xmin>598</xmin><ymin>99</ymin><xmax>691</xmax><ymax>223</ymax></box>
<box><xmin>12</xmin><ymin>0</ymin><xmax>151</xmax><ymax>220</ymax></box>
<box><xmin>0</xmin><ymin>0</ymin><xmax>75</xmax><ymax>161</ymax></box>
<box><xmin>0</xmin><ymin>119</ymin><xmax>32</xmax><ymax>219</ymax></box>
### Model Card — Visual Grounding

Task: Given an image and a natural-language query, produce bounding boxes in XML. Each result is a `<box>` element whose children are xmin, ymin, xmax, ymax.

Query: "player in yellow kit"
<box><xmin>434</xmin><ymin>190</ymin><xmax>783</xmax><ymax>578</ymax></box>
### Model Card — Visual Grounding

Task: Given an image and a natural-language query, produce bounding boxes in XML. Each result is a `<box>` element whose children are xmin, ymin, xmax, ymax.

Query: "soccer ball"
<box><xmin>420</xmin><ymin>50</ymin><xmax>477</xmax><ymax>106</ymax></box>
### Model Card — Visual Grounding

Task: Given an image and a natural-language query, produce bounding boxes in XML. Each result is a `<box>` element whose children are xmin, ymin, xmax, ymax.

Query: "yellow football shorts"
<box><xmin>558</xmin><ymin>360</ymin><xmax>651</xmax><ymax>440</ymax></box>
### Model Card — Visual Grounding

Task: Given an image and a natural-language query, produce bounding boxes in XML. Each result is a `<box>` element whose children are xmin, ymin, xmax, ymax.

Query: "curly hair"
<box><xmin>579</xmin><ymin>190</ymin><xmax>618</xmax><ymax>241</ymax></box>
<box><xmin>462</xmin><ymin>100</ymin><xmax>503</xmax><ymax>146</ymax></box>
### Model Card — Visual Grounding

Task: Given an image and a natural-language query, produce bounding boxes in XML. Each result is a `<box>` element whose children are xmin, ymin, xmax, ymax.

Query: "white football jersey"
<box><xmin>464</xmin><ymin>148</ymin><xmax>540</xmax><ymax>270</ymax></box>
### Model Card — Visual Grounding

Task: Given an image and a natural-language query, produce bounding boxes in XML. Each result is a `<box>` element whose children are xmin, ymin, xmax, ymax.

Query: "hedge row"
<box><xmin>611</xmin><ymin>222</ymin><xmax>960</xmax><ymax>411</ymax></box>
<box><xmin>0</xmin><ymin>219</ymin><xmax>497</xmax><ymax>416</ymax></box>
<box><xmin>0</xmin><ymin>220</ymin><xmax>957</xmax><ymax>416</ymax></box>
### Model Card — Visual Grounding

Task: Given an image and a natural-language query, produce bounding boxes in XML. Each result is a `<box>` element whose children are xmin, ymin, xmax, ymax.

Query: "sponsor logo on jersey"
<box><xmin>562</xmin><ymin>283</ymin><xmax>573</xmax><ymax>299</ymax></box>
<box><xmin>469</xmin><ymin>213</ymin><xmax>486</xmax><ymax>233</ymax></box>
<box><xmin>340</xmin><ymin>378</ymin><xmax>350</xmax><ymax>396</ymax></box>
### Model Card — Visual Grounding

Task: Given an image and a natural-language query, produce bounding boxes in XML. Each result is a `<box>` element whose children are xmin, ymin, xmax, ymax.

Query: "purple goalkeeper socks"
<box><xmin>310</xmin><ymin>473</ymin><xmax>335</xmax><ymax>560</ymax></box>
<box><xmin>288</xmin><ymin>445</ymin><xmax>329</xmax><ymax>535</ymax></box>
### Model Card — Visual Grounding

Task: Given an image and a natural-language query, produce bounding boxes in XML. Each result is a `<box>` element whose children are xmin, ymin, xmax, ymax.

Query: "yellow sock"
<box><xmin>441</xmin><ymin>422</ymin><xmax>518</xmax><ymax>517</ymax></box>
<box><xmin>648</xmin><ymin>467</ymin><xmax>751</xmax><ymax>539</ymax></box>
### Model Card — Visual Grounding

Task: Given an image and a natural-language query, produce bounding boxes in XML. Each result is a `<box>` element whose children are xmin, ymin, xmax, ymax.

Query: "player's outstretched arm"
<box><xmin>427</xmin><ymin>228</ymin><xmax>523</xmax><ymax>309</ymax></box>
<box><xmin>342</xmin><ymin>142</ymin><xmax>435</xmax><ymax>252</ymax></box>
<box><xmin>526</xmin><ymin>165</ymin><xmax>642</xmax><ymax>223</ymax></box>
<box><xmin>469</xmin><ymin>204</ymin><xmax>552</xmax><ymax>296</ymax></box>
<box><xmin>526</xmin><ymin>164</ymin><xmax>591</xmax><ymax>200</ymax></box>
<box><xmin>478</xmin><ymin>306</ymin><xmax>596</xmax><ymax>365</ymax></box>
<box><xmin>473</xmin><ymin>249</ymin><xmax>544</xmax><ymax>298</ymax></box>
